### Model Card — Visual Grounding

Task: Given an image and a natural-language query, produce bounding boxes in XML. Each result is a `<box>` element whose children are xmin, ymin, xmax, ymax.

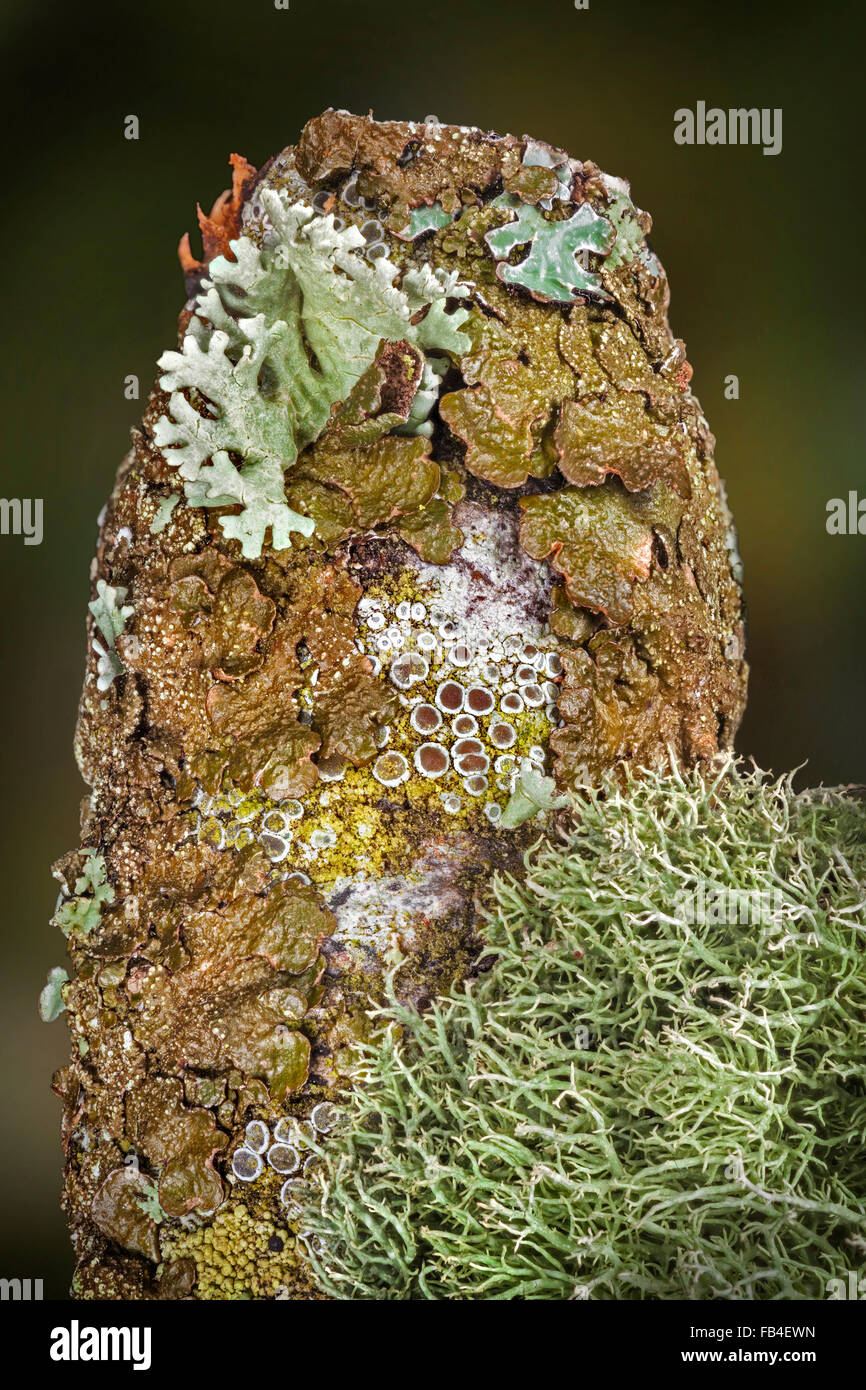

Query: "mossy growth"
<box><xmin>296</xmin><ymin>761</ymin><xmax>866</xmax><ymax>1300</ymax></box>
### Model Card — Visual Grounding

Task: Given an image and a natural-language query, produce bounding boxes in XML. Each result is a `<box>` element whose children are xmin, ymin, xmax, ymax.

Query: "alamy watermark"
<box><xmin>826</xmin><ymin>1270</ymin><xmax>866</xmax><ymax>1299</ymax></box>
<box><xmin>826</xmin><ymin>490</ymin><xmax>866</xmax><ymax>535</ymax></box>
<box><xmin>0</xmin><ymin>497</ymin><xmax>42</xmax><ymax>545</ymax></box>
<box><xmin>674</xmin><ymin>103</ymin><xmax>782</xmax><ymax>157</ymax></box>
<box><xmin>0</xmin><ymin>1276</ymin><xmax>43</xmax><ymax>1299</ymax></box>
<box><xmin>50</xmin><ymin>1320</ymin><xmax>152</xmax><ymax>1370</ymax></box>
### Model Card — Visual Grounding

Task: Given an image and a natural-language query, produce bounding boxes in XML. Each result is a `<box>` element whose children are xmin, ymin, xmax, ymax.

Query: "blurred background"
<box><xmin>0</xmin><ymin>0</ymin><xmax>862</xmax><ymax>1297</ymax></box>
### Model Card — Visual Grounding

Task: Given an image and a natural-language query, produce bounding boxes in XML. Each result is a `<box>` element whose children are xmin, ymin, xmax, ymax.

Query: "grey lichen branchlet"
<box><xmin>50</xmin><ymin>110</ymin><xmax>747</xmax><ymax>1300</ymax></box>
<box><xmin>296</xmin><ymin>761</ymin><xmax>866</xmax><ymax>1301</ymax></box>
<box><xmin>88</xmin><ymin>580</ymin><xmax>133</xmax><ymax>691</ymax></box>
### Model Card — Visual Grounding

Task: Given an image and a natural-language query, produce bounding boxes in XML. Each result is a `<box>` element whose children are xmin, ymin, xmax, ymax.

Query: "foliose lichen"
<box><xmin>52</xmin><ymin>850</ymin><xmax>114</xmax><ymax>941</ymax></box>
<box><xmin>155</xmin><ymin>193</ymin><xmax>471</xmax><ymax>557</ymax></box>
<box><xmin>485</xmin><ymin>194</ymin><xmax>615</xmax><ymax>301</ymax></box>
<box><xmin>88</xmin><ymin>580</ymin><xmax>133</xmax><ymax>691</ymax></box>
<box><xmin>39</xmin><ymin>965</ymin><xmax>69</xmax><ymax>1023</ymax></box>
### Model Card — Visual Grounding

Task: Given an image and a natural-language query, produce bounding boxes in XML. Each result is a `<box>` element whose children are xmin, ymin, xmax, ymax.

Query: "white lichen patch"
<box><xmin>228</xmin><ymin>1107</ymin><xmax>334</xmax><ymax>1218</ymax></box>
<box><xmin>326</xmin><ymin>843</ymin><xmax>468</xmax><ymax>955</ymax></box>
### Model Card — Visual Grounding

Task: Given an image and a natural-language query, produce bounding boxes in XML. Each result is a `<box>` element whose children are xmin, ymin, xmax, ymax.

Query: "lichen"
<box><xmin>52</xmin><ymin>850</ymin><xmax>114</xmax><ymax>941</ymax></box>
<box><xmin>88</xmin><ymin>579</ymin><xmax>133</xmax><ymax>691</ymax></box>
<box><xmin>500</xmin><ymin>757</ymin><xmax>567</xmax><ymax>827</ymax></box>
<box><xmin>439</xmin><ymin>310</ymin><xmax>572</xmax><ymax>488</ymax></box>
<box><xmin>517</xmin><ymin>483</ymin><xmax>665</xmax><ymax>626</ymax></box>
<box><xmin>397</xmin><ymin>203</ymin><xmax>454</xmax><ymax>239</ymax></box>
<box><xmin>168</xmin><ymin>551</ymin><xmax>275</xmax><ymax>678</ymax></box>
<box><xmin>126</xmin><ymin>1076</ymin><xmax>227</xmax><ymax>1219</ymax></box>
<box><xmin>38</xmin><ymin>965</ymin><xmax>69</xmax><ymax>1022</ymax></box>
<box><xmin>155</xmin><ymin>192</ymin><xmax>471</xmax><ymax>557</ymax></box>
<box><xmin>160</xmin><ymin>1198</ymin><xmax>320</xmax><ymax>1300</ymax></box>
<box><xmin>148</xmin><ymin>492</ymin><xmax>180</xmax><ymax>535</ymax></box>
<box><xmin>484</xmin><ymin>194</ymin><xmax>614</xmax><ymax>302</ymax></box>
<box><xmin>127</xmin><ymin>877</ymin><xmax>332</xmax><ymax>1103</ymax></box>
<box><xmin>90</xmin><ymin>1168</ymin><xmax>161</xmax><ymax>1263</ymax></box>
<box><xmin>178</xmin><ymin>152</ymin><xmax>259</xmax><ymax>282</ymax></box>
<box><xmin>296</xmin><ymin>762</ymin><xmax>866</xmax><ymax>1301</ymax></box>
<box><xmin>598</xmin><ymin>174</ymin><xmax>650</xmax><ymax>270</ymax></box>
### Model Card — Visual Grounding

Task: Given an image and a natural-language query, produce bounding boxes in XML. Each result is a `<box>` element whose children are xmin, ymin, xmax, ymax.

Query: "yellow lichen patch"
<box><xmin>160</xmin><ymin>1185</ymin><xmax>320</xmax><ymax>1300</ymax></box>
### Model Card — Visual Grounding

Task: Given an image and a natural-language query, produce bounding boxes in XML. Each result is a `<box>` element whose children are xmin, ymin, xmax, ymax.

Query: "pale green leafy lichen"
<box><xmin>398</xmin><ymin>203</ymin><xmax>454</xmax><ymax>239</ymax></box>
<box><xmin>149</xmin><ymin>493</ymin><xmax>180</xmax><ymax>535</ymax></box>
<box><xmin>155</xmin><ymin>193</ymin><xmax>472</xmax><ymax>558</ymax></box>
<box><xmin>88</xmin><ymin>579</ymin><xmax>133</xmax><ymax>690</ymax></box>
<box><xmin>297</xmin><ymin>761</ymin><xmax>866</xmax><ymax>1300</ymax></box>
<box><xmin>500</xmin><ymin>757</ymin><xmax>568</xmax><ymax>828</ymax></box>
<box><xmin>136</xmin><ymin>1179</ymin><xmax>167</xmax><ymax>1226</ymax></box>
<box><xmin>54</xmin><ymin>851</ymin><xmax>114</xmax><ymax>940</ymax></box>
<box><xmin>88</xmin><ymin>579</ymin><xmax>132</xmax><ymax>645</ymax></box>
<box><xmin>599</xmin><ymin>175</ymin><xmax>648</xmax><ymax>270</ymax></box>
<box><xmin>485</xmin><ymin>195</ymin><xmax>614</xmax><ymax>302</ymax></box>
<box><xmin>38</xmin><ymin>965</ymin><xmax>69</xmax><ymax>1023</ymax></box>
<box><xmin>397</xmin><ymin>355</ymin><xmax>448</xmax><ymax>440</ymax></box>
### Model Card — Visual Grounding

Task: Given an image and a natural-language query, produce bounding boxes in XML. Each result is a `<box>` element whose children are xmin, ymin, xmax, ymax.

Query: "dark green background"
<box><xmin>1</xmin><ymin>0</ymin><xmax>862</xmax><ymax>1297</ymax></box>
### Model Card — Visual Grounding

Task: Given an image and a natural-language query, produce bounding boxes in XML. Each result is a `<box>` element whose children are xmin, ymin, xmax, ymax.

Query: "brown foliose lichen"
<box><xmin>52</xmin><ymin>111</ymin><xmax>746</xmax><ymax>1299</ymax></box>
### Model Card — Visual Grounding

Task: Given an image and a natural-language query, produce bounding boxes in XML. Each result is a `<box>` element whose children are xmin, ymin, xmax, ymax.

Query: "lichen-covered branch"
<box><xmin>47</xmin><ymin>111</ymin><xmax>746</xmax><ymax>1300</ymax></box>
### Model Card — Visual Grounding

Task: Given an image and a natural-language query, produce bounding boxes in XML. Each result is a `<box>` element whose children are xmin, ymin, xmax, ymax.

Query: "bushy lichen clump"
<box><xmin>297</xmin><ymin>762</ymin><xmax>866</xmax><ymax>1300</ymax></box>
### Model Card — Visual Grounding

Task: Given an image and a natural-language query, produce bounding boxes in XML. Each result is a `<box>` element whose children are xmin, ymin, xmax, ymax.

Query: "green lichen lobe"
<box><xmin>52</xmin><ymin>850</ymin><xmax>114</xmax><ymax>941</ymax></box>
<box><xmin>155</xmin><ymin>193</ymin><xmax>471</xmax><ymax>557</ymax></box>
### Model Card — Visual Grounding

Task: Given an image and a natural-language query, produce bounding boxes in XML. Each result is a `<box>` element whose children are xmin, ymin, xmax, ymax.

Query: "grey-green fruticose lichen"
<box><xmin>49</xmin><ymin>112</ymin><xmax>746</xmax><ymax>1300</ymax></box>
<box><xmin>297</xmin><ymin>762</ymin><xmax>866</xmax><ymax>1301</ymax></box>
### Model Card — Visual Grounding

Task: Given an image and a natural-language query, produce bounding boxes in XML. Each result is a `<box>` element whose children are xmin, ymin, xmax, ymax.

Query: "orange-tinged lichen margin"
<box><xmin>178</xmin><ymin>152</ymin><xmax>259</xmax><ymax>279</ymax></box>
